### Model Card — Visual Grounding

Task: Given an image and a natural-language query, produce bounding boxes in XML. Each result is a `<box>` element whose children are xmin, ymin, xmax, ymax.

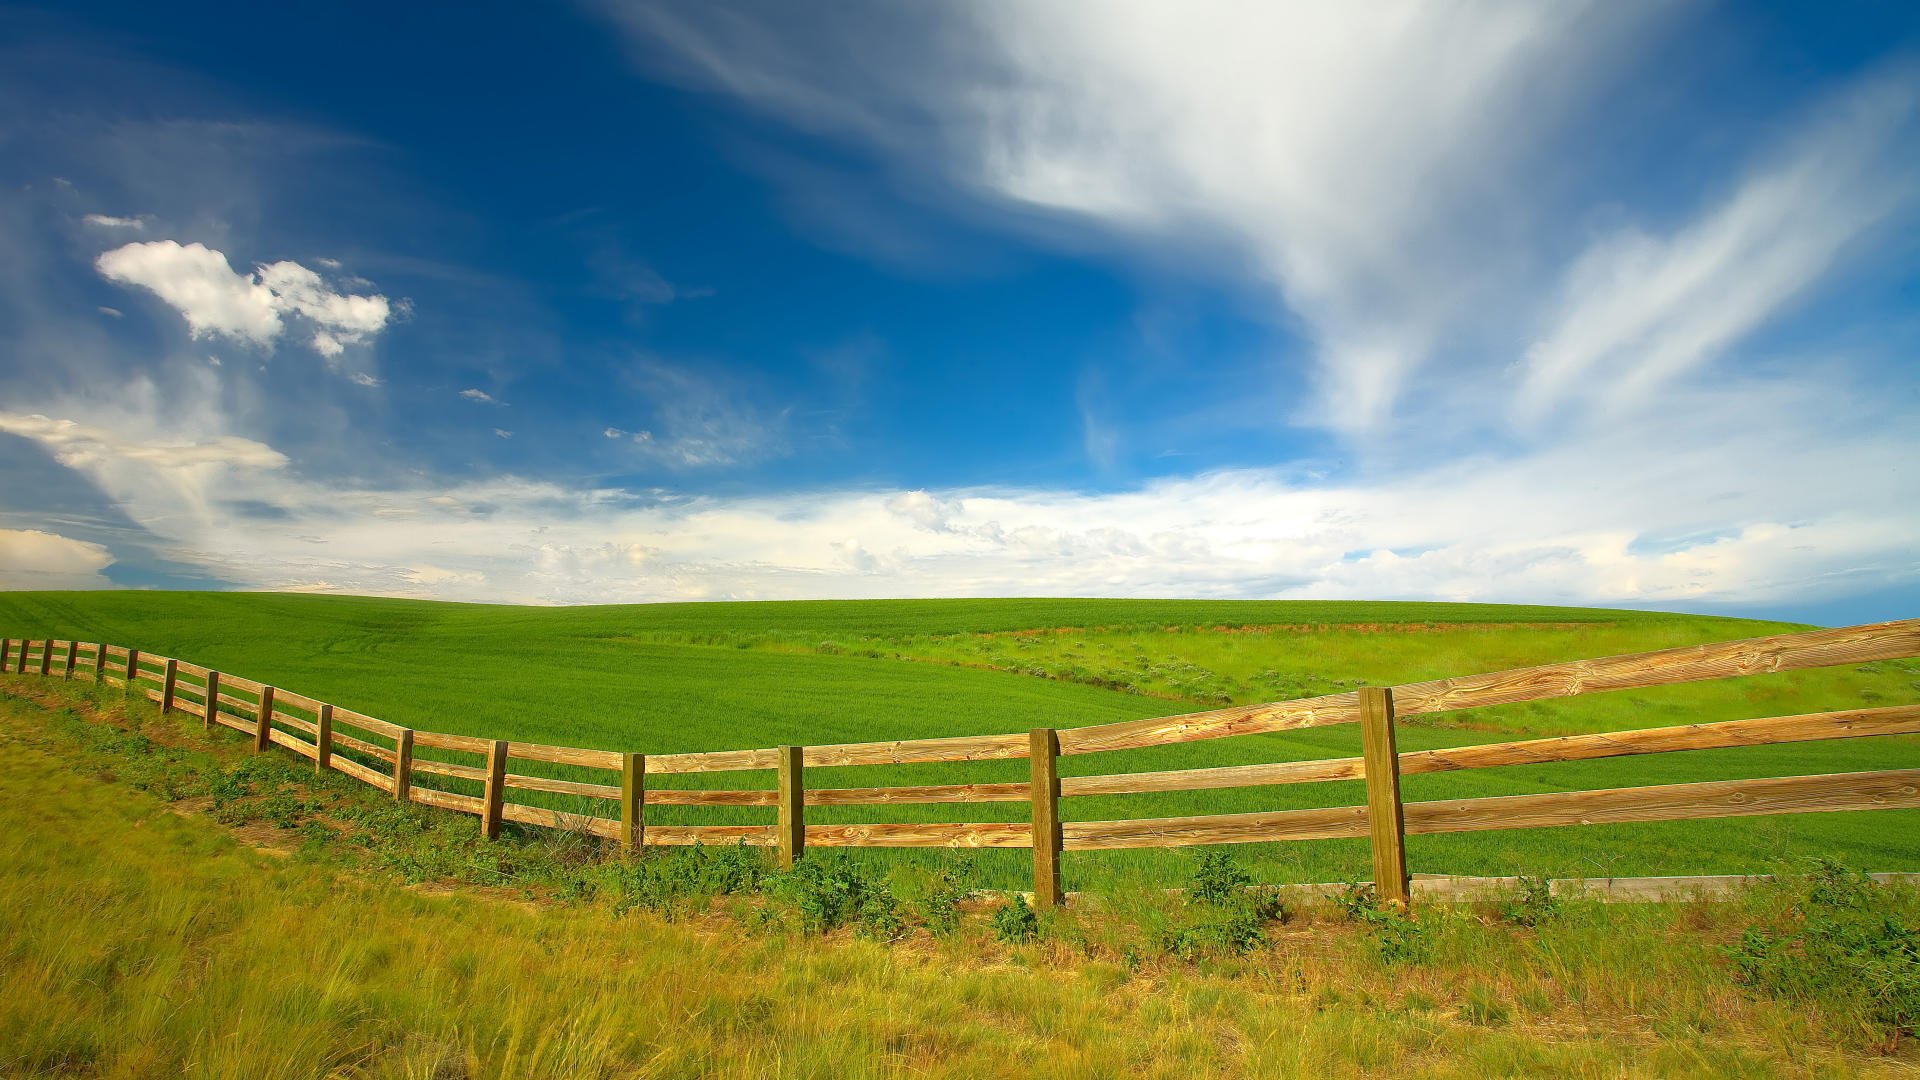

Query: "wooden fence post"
<box><xmin>124</xmin><ymin>648</ymin><xmax>139</xmax><ymax>686</ymax></box>
<box><xmin>38</xmin><ymin>640</ymin><xmax>51</xmax><ymax>676</ymax></box>
<box><xmin>481</xmin><ymin>740</ymin><xmax>507</xmax><ymax>839</ymax></box>
<box><xmin>1029</xmin><ymin>727</ymin><xmax>1064</xmax><ymax>909</ymax></box>
<box><xmin>62</xmin><ymin>640</ymin><xmax>77</xmax><ymax>679</ymax></box>
<box><xmin>315</xmin><ymin>703</ymin><xmax>334</xmax><ymax>774</ymax></box>
<box><xmin>160</xmin><ymin>659</ymin><xmax>179</xmax><ymax>713</ymax></box>
<box><xmin>203</xmin><ymin>671</ymin><xmax>220</xmax><ymax>731</ymax></box>
<box><xmin>254</xmin><ymin>686</ymin><xmax>275</xmax><ymax>752</ymax></box>
<box><xmin>93</xmin><ymin>643</ymin><xmax>105</xmax><ymax>681</ymax></box>
<box><xmin>18</xmin><ymin>639</ymin><xmax>32</xmax><ymax>674</ymax></box>
<box><xmin>776</xmin><ymin>745</ymin><xmax>804</xmax><ymax>869</ymax></box>
<box><xmin>393</xmin><ymin>727</ymin><xmax>414</xmax><ymax>802</ymax></box>
<box><xmin>1360</xmin><ymin>686</ymin><xmax>1411</xmax><ymax>908</ymax></box>
<box><xmin>621</xmin><ymin>752</ymin><xmax>647</xmax><ymax>853</ymax></box>
<box><xmin>1</xmin><ymin>640</ymin><xmax>12</xmax><ymax>672</ymax></box>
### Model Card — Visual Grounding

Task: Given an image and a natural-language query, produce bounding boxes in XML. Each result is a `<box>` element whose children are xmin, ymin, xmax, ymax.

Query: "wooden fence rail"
<box><xmin>3</xmin><ymin>617</ymin><xmax>1917</xmax><ymax>904</ymax></box>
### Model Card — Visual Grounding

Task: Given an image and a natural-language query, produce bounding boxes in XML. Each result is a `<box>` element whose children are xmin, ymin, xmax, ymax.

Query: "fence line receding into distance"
<box><xmin>3</xmin><ymin>618</ymin><xmax>1919</xmax><ymax>907</ymax></box>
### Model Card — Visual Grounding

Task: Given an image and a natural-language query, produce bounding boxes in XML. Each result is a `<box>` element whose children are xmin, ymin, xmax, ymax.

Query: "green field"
<box><xmin>2</xmin><ymin>591</ymin><xmax>1917</xmax><ymax>889</ymax></box>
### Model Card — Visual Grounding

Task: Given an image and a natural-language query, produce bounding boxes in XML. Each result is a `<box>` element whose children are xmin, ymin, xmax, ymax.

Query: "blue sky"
<box><xmin>1</xmin><ymin>2</ymin><xmax>1917</xmax><ymax>623</ymax></box>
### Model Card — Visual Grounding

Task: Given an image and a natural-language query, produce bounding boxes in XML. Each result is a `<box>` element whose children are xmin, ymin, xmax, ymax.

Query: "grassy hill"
<box><xmin>2</xmin><ymin>591</ymin><xmax>1916</xmax><ymax>888</ymax></box>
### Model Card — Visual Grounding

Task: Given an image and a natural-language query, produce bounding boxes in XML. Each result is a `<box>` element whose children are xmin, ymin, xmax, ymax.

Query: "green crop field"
<box><xmin>2</xmin><ymin>590</ymin><xmax>1917</xmax><ymax>890</ymax></box>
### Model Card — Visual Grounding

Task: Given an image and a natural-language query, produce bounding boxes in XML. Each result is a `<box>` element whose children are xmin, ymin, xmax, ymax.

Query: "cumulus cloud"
<box><xmin>0</xmin><ymin>529</ymin><xmax>116</xmax><ymax>590</ymax></box>
<box><xmin>94</xmin><ymin>239</ymin><xmax>396</xmax><ymax>358</ymax></box>
<box><xmin>460</xmin><ymin>388</ymin><xmax>496</xmax><ymax>403</ymax></box>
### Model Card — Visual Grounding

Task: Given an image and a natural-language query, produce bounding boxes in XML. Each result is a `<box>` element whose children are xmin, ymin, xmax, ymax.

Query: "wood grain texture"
<box><xmin>173</xmin><ymin>660</ymin><xmax>209</xmax><ymax>679</ymax></box>
<box><xmin>1064</xmin><ymin>805</ymin><xmax>1371</xmax><ymax>851</ymax></box>
<box><xmin>270</xmin><ymin>710</ymin><xmax>319</xmax><ymax>737</ymax></box>
<box><xmin>642</xmin><ymin>824</ymin><xmax>775</xmax><ymax>847</ymax></box>
<box><xmin>505</xmin><ymin>741</ymin><xmax>623</xmax><ymax>770</ymax></box>
<box><xmin>268</xmin><ymin>727</ymin><xmax>319</xmax><ymax>761</ymax></box>
<box><xmin>330</xmin><ymin>753</ymin><xmax>393</xmax><ymax>792</ymax></box>
<box><xmin>644</xmin><ymin>747</ymin><xmax>782</xmax><ymax>775</ymax></box>
<box><xmin>481</xmin><ymin>740</ymin><xmax>508</xmax><ymax>840</ymax></box>
<box><xmin>410</xmin><ymin>758</ymin><xmax>487</xmax><ymax>782</ymax></box>
<box><xmin>1360</xmin><ymin>687</ymin><xmax>1410</xmax><ymax>906</ymax></box>
<box><xmin>499</xmin><ymin>801</ymin><xmax>620</xmax><ymax>839</ymax></box>
<box><xmin>502</xmin><ymin>773</ymin><xmax>620</xmax><ymax>799</ymax></box>
<box><xmin>1056</xmin><ymin>692</ymin><xmax>1363</xmax><ymax>757</ymax></box>
<box><xmin>776</xmin><ymin>744</ymin><xmax>804</xmax><ymax>869</ymax></box>
<box><xmin>414</xmin><ymin>729</ymin><xmax>495</xmax><ymax>755</ymax></box>
<box><xmin>1395</xmin><ymin>618</ymin><xmax>1920</xmax><ymax>717</ymax></box>
<box><xmin>1403</xmin><ymin>768</ymin><xmax>1920</xmax><ymax>836</ymax></box>
<box><xmin>1029</xmin><ymin>728</ymin><xmax>1064</xmax><ymax>908</ymax></box>
<box><xmin>328</xmin><ymin>707</ymin><xmax>404</xmax><ymax>739</ymax></box>
<box><xmin>805</xmin><ymin>822</ymin><xmax>1035</xmax><ymax>848</ymax></box>
<box><xmin>211</xmin><ymin>709</ymin><xmax>255</xmax><ymax>736</ymax></box>
<box><xmin>62</xmin><ymin>640</ymin><xmax>77</xmax><ymax>680</ymax></box>
<box><xmin>409</xmin><ymin>784</ymin><xmax>482</xmax><ymax>815</ymax></box>
<box><xmin>268</xmin><ymin>687</ymin><xmax>324</xmax><ymax>712</ymax></box>
<box><xmin>216</xmin><ymin>672</ymin><xmax>264</xmax><ymax>694</ymax></box>
<box><xmin>331</xmin><ymin>730</ymin><xmax>396</xmax><ymax>763</ymax></box>
<box><xmin>169</xmin><ymin>697</ymin><xmax>206</xmax><ymax>720</ymax></box>
<box><xmin>644</xmin><ymin>788</ymin><xmax>779</xmax><ymax>807</ymax></box>
<box><xmin>806</xmin><ymin>782</ymin><xmax>1030</xmax><ymax>806</ymax></box>
<box><xmin>160</xmin><ymin>659</ymin><xmax>178</xmax><ymax>713</ymax></box>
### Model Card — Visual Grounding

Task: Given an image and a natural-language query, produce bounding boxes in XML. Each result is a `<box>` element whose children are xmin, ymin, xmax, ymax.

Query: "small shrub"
<box><xmin>1727</xmin><ymin>859</ymin><xmax>1920</xmax><ymax>1045</ymax></box>
<box><xmin>914</xmin><ymin>861</ymin><xmax>974</xmax><ymax>936</ymax></box>
<box><xmin>1188</xmin><ymin>850</ymin><xmax>1253</xmax><ymax>906</ymax></box>
<box><xmin>764</xmin><ymin>855</ymin><xmax>901</xmax><ymax>938</ymax></box>
<box><xmin>992</xmin><ymin>895</ymin><xmax>1039</xmax><ymax>944</ymax></box>
<box><xmin>1336</xmin><ymin>881</ymin><xmax>1432</xmax><ymax>964</ymax></box>
<box><xmin>1499</xmin><ymin>873</ymin><xmax>1561</xmax><ymax>928</ymax></box>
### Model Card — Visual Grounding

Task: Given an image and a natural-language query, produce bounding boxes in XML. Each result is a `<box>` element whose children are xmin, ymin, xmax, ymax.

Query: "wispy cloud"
<box><xmin>1517</xmin><ymin>66</ymin><xmax>1920</xmax><ymax>423</ymax></box>
<box><xmin>618</xmin><ymin>357</ymin><xmax>789</xmax><ymax>469</ymax></box>
<box><xmin>460</xmin><ymin>388</ymin><xmax>496</xmax><ymax>403</ymax></box>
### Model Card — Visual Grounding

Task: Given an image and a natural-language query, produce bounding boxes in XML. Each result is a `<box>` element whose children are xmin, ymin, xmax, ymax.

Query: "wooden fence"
<box><xmin>4</xmin><ymin>618</ymin><xmax>1918</xmax><ymax>907</ymax></box>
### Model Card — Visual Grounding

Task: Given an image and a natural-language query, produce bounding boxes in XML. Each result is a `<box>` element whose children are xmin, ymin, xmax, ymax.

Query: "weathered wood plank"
<box><xmin>500</xmin><ymin>801</ymin><xmax>620</xmax><ymax>839</ymax></box>
<box><xmin>216</xmin><ymin>672</ymin><xmax>263</xmax><ymax>694</ymax></box>
<box><xmin>62</xmin><ymin>640</ymin><xmax>77</xmax><ymax>680</ymax></box>
<box><xmin>644</xmin><ymin>747</ymin><xmax>782</xmax><ymax>775</ymax></box>
<box><xmin>1064</xmin><ymin>805</ymin><xmax>1371</xmax><ymax>851</ymax></box>
<box><xmin>410</xmin><ymin>784</ymin><xmax>482</xmax><ymax>815</ymax></box>
<box><xmin>329</xmin><ymin>706</ymin><xmax>404</xmax><ymax>739</ymax></box>
<box><xmin>410</xmin><ymin>758</ymin><xmax>488</xmax><ymax>782</ymax></box>
<box><xmin>502</xmin><ymin>773</ymin><xmax>621</xmax><ymax>800</ymax></box>
<box><xmin>642</xmin><ymin>824</ymin><xmax>776</xmax><ymax>847</ymax></box>
<box><xmin>1062</xmin><ymin>704</ymin><xmax>1920</xmax><ymax>797</ymax></box>
<box><xmin>1056</xmin><ymin>692</ymin><xmax>1363</xmax><ymax>757</ymax></box>
<box><xmin>330</xmin><ymin>753</ymin><xmax>394</xmax><ymax>792</ymax></box>
<box><xmin>330</xmin><ymin>729</ymin><xmax>395</xmax><ymax>763</ymax></box>
<box><xmin>268</xmin><ymin>727</ymin><xmax>319</xmax><ymax>761</ymax></box>
<box><xmin>415</xmin><ymin>729</ymin><xmax>495</xmax><ymax>755</ymax></box>
<box><xmin>1404</xmin><ymin>768</ymin><xmax>1920</xmax><ymax>835</ymax></box>
<box><xmin>505</xmin><ymin>741</ymin><xmax>624</xmax><ymax>770</ymax></box>
<box><xmin>806</xmin><ymin>822</ymin><xmax>1035</xmax><ymax>848</ymax></box>
<box><xmin>253</xmin><ymin>686</ymin><xmax>275</xmax><ymax>752</ymax></box>
<box><xmin>271</xmin><ymin>710</ymin><xmax>319</xmax><ymax>737</ymax></box>
<box><xmin>645</xmin><ymin>788</ymin><xmax>779</xmax><ymax>807</ymax></box>
<box><xmin>1395</xmin><ymin>618</ymin><xmax>1920</xmax><ymax>717</ymax></box>
<box><xmin>806</xmin><ymin>782</ymin><xmax>1030</xmax><ymax>806</ymax></box>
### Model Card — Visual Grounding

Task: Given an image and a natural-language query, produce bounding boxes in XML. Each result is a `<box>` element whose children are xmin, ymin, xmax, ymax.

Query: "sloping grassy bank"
<box><xmin>2</xmin><ymin>678</ymin><xmax>1917</xmax><ymax>1078</ymax></box>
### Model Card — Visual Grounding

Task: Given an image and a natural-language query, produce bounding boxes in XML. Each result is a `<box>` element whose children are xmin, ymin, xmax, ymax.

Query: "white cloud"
<box><xmin>0</xmin><ymin>529</ymin><xmax>116</xmax><ymax>590</ymax></box>
<box><xmin>2</xmin><ymin>364</ymin><xmax>1912</xmax><ymax>607</ymax></box>
<box><xmin>348</xmin><ymin>372</ymin><xmax>381</xmax><ymax>387</ymax></box>
<box><xmin>493</xmin><ymin>428</ymin><xmax>513</xmax><ymax>439</ymax></box>
<box><xmin>599</xmin><ymin>1</ymin><xmax>1664</xmax><ymax>430</ymax></box>
<box><xmin>621</xmin><ymin>358</ymin><xmax>787</xmax><ymax>468</ymax></box>
<box><xmin>82</xmin><ymin>214</ymin><xmax>145</xmax><ymax>230</ymax></box>
<box><xmin>98</xmin><ymin>306</ymin><xmax>123</xmax><ymax>318</ymax></box>
<box><xmin>460</xmin><ymin>388</ymin><xmax>496</xmax><ymax>403</ymax></box>
<box><xmin>94</xmin><ymin>239</ymin><xmax>395</xmax><ymax>359</ymax></box>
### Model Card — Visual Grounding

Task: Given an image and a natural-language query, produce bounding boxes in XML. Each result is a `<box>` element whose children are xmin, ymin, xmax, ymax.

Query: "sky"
<box><xmin>0</xmin><ymin>1</ymin><xmax>1917</xmax><ymax>624</ymax></box>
